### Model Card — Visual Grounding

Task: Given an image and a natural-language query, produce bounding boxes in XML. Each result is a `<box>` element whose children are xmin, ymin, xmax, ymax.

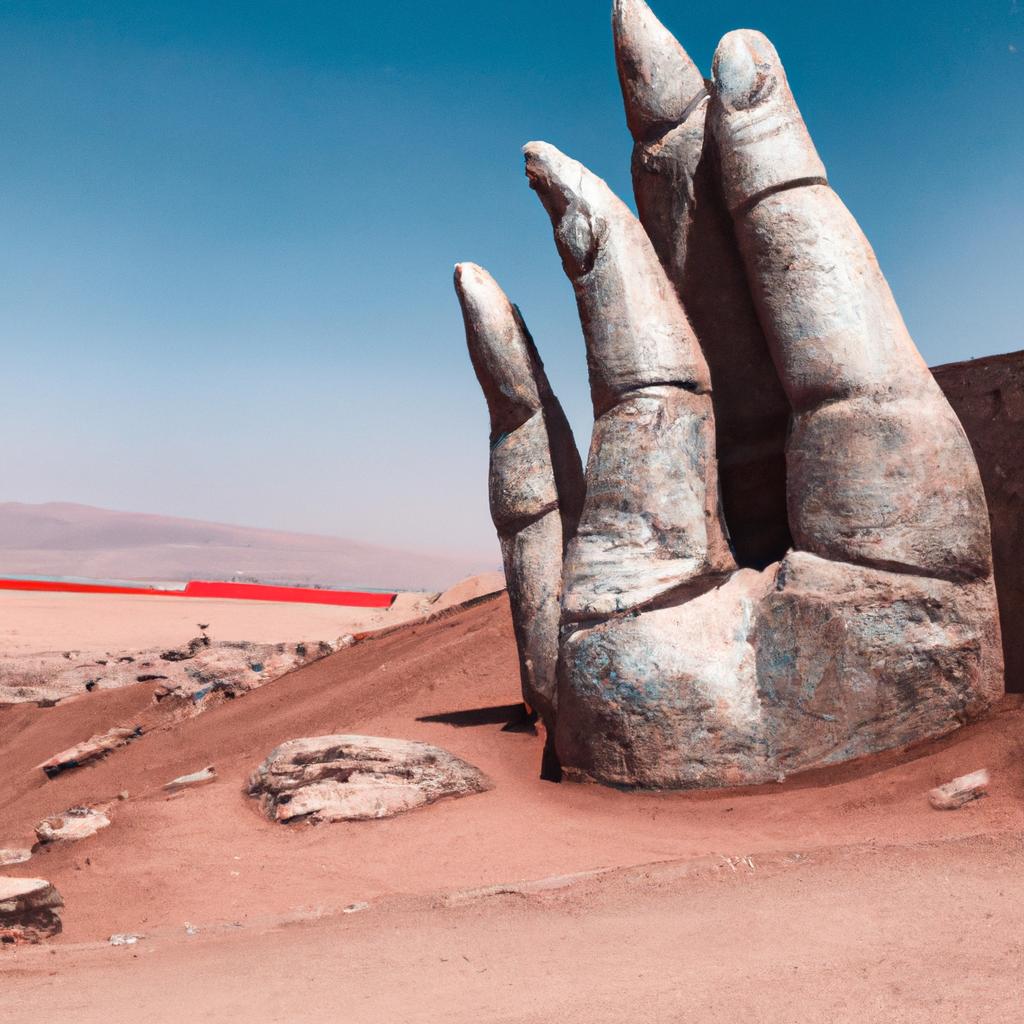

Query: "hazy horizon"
<box><xmin>2</xmin><ymin>1</ymin><xmax>1021</xmax><ymax>552</ymax></box>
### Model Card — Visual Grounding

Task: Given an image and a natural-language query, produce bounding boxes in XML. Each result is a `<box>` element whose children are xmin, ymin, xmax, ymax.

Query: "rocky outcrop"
<box><xmin>248</xmin><ymin>736</ymin><xmax>491</xmax><ymax>823</ymax></box>
<box><xmin>2</xmin><ymin>636</ymin><xmax>348</xmax><ymax>706</ymax></box>
<box><xmin>0</xmin><ymin>877</ymin><xmax>63</xmax><ymax>943</ymax></box>
<box><xmin>37</xmin><ymin>726</ymin><xmax>143</xmax><ymax>778</ymax></box>
<box><xmin>35</xmin><ymin>806</ymin><xmax>111</xmax><ymax>844</ymax></box>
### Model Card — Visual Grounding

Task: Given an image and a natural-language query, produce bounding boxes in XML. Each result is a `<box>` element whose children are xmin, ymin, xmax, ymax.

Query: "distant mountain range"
<box><xmin>0</xmin><ymin>502</ymin><xmax>500</xmax><ymax>592</ymax></box>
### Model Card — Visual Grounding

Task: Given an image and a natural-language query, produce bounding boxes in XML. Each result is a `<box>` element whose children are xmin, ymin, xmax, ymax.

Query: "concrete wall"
<box><xmin>932</xmin><ymin>350</ymin><xmax>1024</xmax><ymax>693</ymax></box>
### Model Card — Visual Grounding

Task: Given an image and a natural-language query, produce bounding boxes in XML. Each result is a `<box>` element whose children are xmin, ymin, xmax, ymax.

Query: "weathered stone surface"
<box><xmin>38</xmin><ymin>725</ymin><xmax>143</xmax><ymax>778</ymax></box>
<box><xmin>0</xmin><ymin>877</ymin><xmax>63</xmax><ymax>943</ymax></box>
<box><xmin>456</xmin><ymin>10</ymin><xmax>1004</xmax><ymax>788</ymax></box>
<box><xmin>248</xmin><ymin>736</ymin><xmax>491</xmax><ymax>823</ymax></box>
<box><xmin>35</xmin><ymin>806</ymin><xmax>111</xmax><ymax>844</ymax></box>
<box><xmin>0</xmin><ymin>848</ymin><xmax>32</xmax><ymax>867</ymax></box>
<box><xmin>557</xmin><ymin>553</ymin><xmax>1001</xmax><ymax>788</ymax></box>
<box><xmin>523</xmin><ymin>142</ymin><xmax>735</xmax><ymax>618</ymax></box>
<box><xmin>929</xmin><ymin>770</ymin><xmax>990</xmax><ymax>810</ymax></box>
<box><xmin>455</xmin><ymin>263</ymin><xmax>584</xmax><ymax>723</ymax></box>
<box><xmin>933</xmin><ymin>351</ymin><xmax>1024</xmax><ymax>692</ymax></box>
<box><xmin>711</xmin><ymin>32</ymin><xmax>992</xmax><ymax>584</ymax></box>
<box><xmin>613</xmin><ymin>0</ymin><xmax>791</xmax><ymax>569</ymax></box>
<box><xmin>2</xmin><ymin>636</ymin><xmax>345</xmax><ymax>707</ymax></box>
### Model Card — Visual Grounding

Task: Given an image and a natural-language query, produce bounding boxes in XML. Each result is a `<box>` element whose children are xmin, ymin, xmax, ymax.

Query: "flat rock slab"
<box><xmin>248</xmin><ymin>735</ymin><xmax>491</xmax><ymax>823</ymax></box>
<box><xmin>35</xmin><ymin>806</ymin><xmax>111</xmax><ymax>844</ymax></box>
<box><xmin>0</xmin><ymin>877</ymin><xmax>63</xmax><ymax>943</ymax></box>
<box><xmin>0</xmin><ymin>848</ymin><xmax>32</xmax><ymax>867</ymax></box>
<box><xmin>37</xmin><ymin>725</ymin><xmax>143</xmax><ymax>778</ymax></box>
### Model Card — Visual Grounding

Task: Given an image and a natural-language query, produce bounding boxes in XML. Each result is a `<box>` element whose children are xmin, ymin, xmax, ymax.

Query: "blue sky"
<box><xmin>1</xmin><ymin>0</ymin><xmax>1021</xmax><ymax>554</ymax></box>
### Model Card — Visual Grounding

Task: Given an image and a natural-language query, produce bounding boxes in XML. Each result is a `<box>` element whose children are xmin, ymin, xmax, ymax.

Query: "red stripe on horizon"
<box><xmin>0</xmin><ymin>577</ymin><xmax>396</xmax><ymax>608</ymax></box>
<box><xmin>183</xmin><ymin>580</ymin><xmax>395</xmax><ymax>608</ymax></box>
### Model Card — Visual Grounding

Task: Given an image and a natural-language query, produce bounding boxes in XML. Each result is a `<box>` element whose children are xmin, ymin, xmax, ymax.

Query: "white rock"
<box><xmin>0</xmin><ymin>848</ymin><xmax>32</xmax><ymax>867</ymax></box>
<box><xmin>163</xmin><ymin>766</ymin><xmax>217</xmax><ymax>792</ymax></box>
<box><xmin>35</xmin><ymin>806</ymin><xmax>111</xmax><ymax>844</ymax></box>
<box><xmin>928</xmin><ymin>769</ymin><xmax>990</xmax><ymax>810</ymax></box>
<box><xmin>248</xmin><ymin>735</ymin><xmax>490</xmax><ymax>823</ymax></box>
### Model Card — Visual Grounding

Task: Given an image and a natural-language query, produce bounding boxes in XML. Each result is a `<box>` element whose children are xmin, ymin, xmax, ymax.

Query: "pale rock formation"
<box><xmin>35</xmin><ymin>806</ymin><xmax>111</xmax><ymax>844</ymax></box>
<box><xmin>455</xmin><ymin>2</ymin><xmax>1004</xmax><ymax>788</ymax></box>
<box><xmin>613</xmin><ymin>0</ymin><xmax>791</xmax><ymax>568</ymax></box>
<box><xmin>163</xmin><ymin>766</ymin><xmax>217</xmax><ymax>793</ymax></box>
<box><xmin>0</xmin><ymin>877</ymin><xmax>63</xmax><ymax>942</ymax></box>
<box><xmin>248</xmin><ymin>736</ymin><xmax>490</xmax><ymax>823</ymax></box>
<box><xmin>929</xmin><ymin>770</ymin><xmax>990</xmax><ymax>810</ymax></box>
<box><xmin>38</xmin><ymin>725</ymin><xmax>143</xmax><ymax>778</ymax></box>
<box><xmin>0</xmin><ymin>848</ymin><xmax>32</xmax><ymax>867</ymax></box>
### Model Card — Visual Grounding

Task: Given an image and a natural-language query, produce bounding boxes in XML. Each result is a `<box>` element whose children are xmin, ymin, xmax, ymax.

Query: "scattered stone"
<box><xmin>37</xmin><ymin>726</ymin><xmax>143</xmax><ymax>778</ymax></box>
<box><xmin>928</xmin><ymin>769</ymin><xmax>990</xmax><ymax>810</ymax></box>
<box><xmin>342</xmin><ymin>901</ymin><xmax>369</xmax><ymax>914</ymax></box>
<box><xmin>163</xmin><ymin>766</ymin><xmax>217</xmax><ymax>793</ymax></box>
<box><xmin>0</xmin><ymin>848</ymin><xmax>32</xmax><ymax>867</ymax></box>
<box><xmin>248</xmin><ymin>735</ymin><xmax>491</xmax><ymax>823</ymax></box>
<box><xmin>184</xmin><ymin>923</ymin><xmax>199</xmax><ymax>936</ymax></box>
<box><xmin>0</xmin><ymin>877</ymin><xmax>63</xmax><ymax>943</ymax></box>
<box><xmin>4</xmin><ymin>637</ymin><xmax>349</xmax><ymax>706</ymax></box>
<box><xmin>109</xmin><ymin>932</ymin><xmax>141</xmax><ymax>946</ymax></box>
<box><xmin>35</xmin><ymin>806</ymin><xmax>112</xmax><ymax>844</ymax></box>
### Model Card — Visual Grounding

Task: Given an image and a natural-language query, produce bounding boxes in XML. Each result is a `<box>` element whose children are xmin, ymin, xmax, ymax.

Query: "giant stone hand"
<box><xmin>454</xmin><ymin>0</ymin><xmax>1003</xmax><ymax>788</ymax></box>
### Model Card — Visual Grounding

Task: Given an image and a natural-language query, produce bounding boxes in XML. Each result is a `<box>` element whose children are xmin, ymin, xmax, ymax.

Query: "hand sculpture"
<box><xmin>454</xmin><ymin>0</ymin><xmax>1003</xmax><ymax>788</ymax></box>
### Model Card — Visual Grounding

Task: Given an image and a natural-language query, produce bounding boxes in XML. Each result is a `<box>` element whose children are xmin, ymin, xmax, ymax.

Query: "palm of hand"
<box><xmin>455</xmin><ymin>1</ymin><xmax>1002</xmax><ymax>788</ymax></box>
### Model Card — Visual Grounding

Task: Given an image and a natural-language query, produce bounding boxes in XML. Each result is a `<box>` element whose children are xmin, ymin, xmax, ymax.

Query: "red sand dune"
<box><xmin>0</xmin><ymin>502</ymin><xmax>498</xmax><ymax>591</ymax></box>
<box><xmin>1</xmin><ymin>594</ymin><xmax>1022</xmax><ymax>1021</ymax></box>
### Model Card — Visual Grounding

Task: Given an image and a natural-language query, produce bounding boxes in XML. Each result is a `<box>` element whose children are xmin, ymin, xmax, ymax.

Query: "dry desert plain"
<box><xmin>1</xmin><ymin>586</ymin><xmax>1022</xmax><ymax>1023</ymax></box>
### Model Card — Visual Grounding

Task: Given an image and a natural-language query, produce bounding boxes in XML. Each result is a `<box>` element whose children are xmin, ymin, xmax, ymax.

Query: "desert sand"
<box><xmin>0</xmin><ymin>572</ymin><xmax>506</xmax><ymax>704</ymax></box>
<box><xmin>1</xmin><ymin>593</ymin><xmax>1022</xmax><ymax>1022</ymax></box>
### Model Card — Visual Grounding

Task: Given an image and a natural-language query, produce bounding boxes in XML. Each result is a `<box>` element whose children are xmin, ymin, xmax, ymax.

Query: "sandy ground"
<box><xmin>0</xmin><ymin>590</ymin><xmax>403</xmax><ymax>656</ymax></box>
<box><xmin>0</xmin><ymin>572</ymin><xmax>505</xmax><ymax>656</ymax></box>
<box><xmin>0</xmin><ymin>571</ymin><xmax>506</xmax><ymax>703</ymax></box>
<box><xmin>1</xmin><ymin>594</ymin><xmax>1022</xmax><ymax>1021</ymax></box>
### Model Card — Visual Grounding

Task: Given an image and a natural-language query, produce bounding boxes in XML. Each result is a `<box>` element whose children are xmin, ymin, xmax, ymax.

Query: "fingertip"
<box><xmin>712</xmin><ymin>29</ymin><xmax>781</xmax><ymax>112</ymax></box>
<box><xmin>612</xmin><ymin>0</ymin><xmax>705</xmax><ymax>138</ymax></box>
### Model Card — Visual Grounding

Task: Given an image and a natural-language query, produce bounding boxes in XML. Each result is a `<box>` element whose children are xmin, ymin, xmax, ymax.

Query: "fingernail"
<box><xmin>712</xmin><ymin>29</ymin><xmax>780</xmax><ymax>111</ymax></box>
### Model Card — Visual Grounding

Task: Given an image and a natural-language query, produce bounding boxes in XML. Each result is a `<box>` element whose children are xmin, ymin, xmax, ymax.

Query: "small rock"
<box><xmin>0</xmin><ymin>877</ymin><xmax>63</xmax><ymax>943</ymax></box>
<box><xmin>109</xmin><ymin>933</ymin><xmax>141</xmax><ymax>946</ymax></box>
<box><xmin>163</xmin><ymin>766</ymin><xmax>217</xmax><ymax>793</ymax></box>
<box><xmin>0</xmin><ymin>848</ymin><xmax>32</xmax><ymax>867</ymax></box>
<box><xmin>35</xmin><ymin>806</ymin><xmax>111</xmax><ymax>844</ymax></box>
<box><xmin>342</xmin><ymin>901</ymin><xmax>369</xmax><ymax>914</ymax></box>
<box><xmin>248</xmin><ymin>735</ymin><xmax>491</xmax><ymax>823</ymax></box>
<box><xmin>928</xmin><ymin>769</ymin><xmax>990</xmax><ymax>810</ymax></box>
<box><xmin>37</xmin><ymin>725</ymin><xmax>143</xmax><ymax>778</ymax></box>
<box><xmin>184</xmin><ymin>922</ymin><xmax>199</xmax><ymax>936</ymax></box>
